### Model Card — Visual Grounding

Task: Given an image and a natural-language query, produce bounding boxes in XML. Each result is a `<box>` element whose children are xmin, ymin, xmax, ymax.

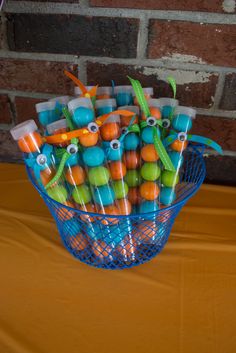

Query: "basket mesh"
<box><xmin>27</xmin><ymin>145</ymin><xmax>206</xmax><ymax>269</ymax></box>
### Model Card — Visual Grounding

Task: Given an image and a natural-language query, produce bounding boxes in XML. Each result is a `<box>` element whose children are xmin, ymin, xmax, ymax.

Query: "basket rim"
<box><xmin>26</xmin><ymin>144</ymin><xmax>206</xmax><ymax>219</ymax></box>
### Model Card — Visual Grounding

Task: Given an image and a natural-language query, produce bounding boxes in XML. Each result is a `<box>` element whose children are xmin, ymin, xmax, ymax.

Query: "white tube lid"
<box><xmin>133</xmin><ymin>87</ymin><xmax>153</xmax><ymax>96</ymax></box>
<box><xmin>95</xmin><ymin>98</ymin><xmax>117</xmax><ymax>109</ymax></box>
<box><xmin>97</xmin><ymin>86</ymin><xmax>113</xmax><ymax>95</ymax></box>
<box><xmin>49</xmin><ymin>96</ymin><xmax>70</xmax><ymax>105</ymax></box>
<box><xmin>156</xmin><ymin>98</ymin><xmax>179</xmax><ymax>108</ymax></box>
<box><xmin>46</xmin><ymin>119</ymin><xmax>67</xmax><ymax>134</ymax></box>
<box><xmin>174</xmin><ymin>106</ymin><xmax>196</xmax><ymax>119</ymax></box>
<box><xmin>10</xmin><ymin>119</ymin><xmax>38</xmax><ymax>141</ymax></box>
<box><xmin>118</xmin><ymin>105</ymin><xmax>140</xmax><ymax>115</ymax></box>
<box><xmin>103</xmin><ymin>114</ymin><xmax>120</xmax><ymax>123</ymax></box>
<box><xmin>114</xmin><ymin>86</ymin><xmax>134</xmax><ymax>94</ymax></box>
<box><xmin>35</xmin><ymin>101</ymin><xmax>56</xmax><ymax>113</ymax></box>
<box><xmin>68</xmin><ymin>97</ymin><xmax>93</xmax><ymax>112</ymax></box>
<box><xmin>148</xmin><ymin>99</ymin><xmax>162</xmax><ymax>108</ymax></box>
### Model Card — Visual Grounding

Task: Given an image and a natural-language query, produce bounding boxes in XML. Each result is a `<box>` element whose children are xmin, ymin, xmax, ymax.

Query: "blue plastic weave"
<box><xmin>26</xmin><ymin>145</ymin><xmax>206</xmax><ymax>269</ymax></box>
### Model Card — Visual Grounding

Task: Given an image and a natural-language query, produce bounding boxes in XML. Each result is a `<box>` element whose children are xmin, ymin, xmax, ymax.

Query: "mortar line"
<box><xmin>4</xmin><ymin>1</ymin><xmax>236</xmax><ymax>24</ymax></box>
<box><xmin>77</xmin><ymin>57</ymin><xmax>87</xmax><ymax>84</ymax></box>
<box><xmin>212</xmin><ymin>72</ymin><xmax>226</xmax><ymax>109</ymax></box>
<box><xmin>136</xmin><ymin>13</ymin><xmax>149</xmax><ymax>60</ymax></box>
<box><xmin>1</xmin><ymin>50</ymin><xmax>236</xmax><ymax>74</ymax></box>
<box><xmin>0</xmin><ymin>89</ymin><xmax>235</xmax><ymax>118</ymax></box>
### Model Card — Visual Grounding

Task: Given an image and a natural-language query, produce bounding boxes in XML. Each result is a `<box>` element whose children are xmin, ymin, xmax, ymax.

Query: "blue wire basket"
<box><xmin>27</xmin><ymin>145</ymin><xmax>206</xmax><ymax>270</ymax></box>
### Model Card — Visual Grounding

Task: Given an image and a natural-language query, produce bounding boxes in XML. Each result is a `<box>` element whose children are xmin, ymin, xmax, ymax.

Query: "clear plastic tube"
<box><xmin>114</xmin><ymin>86</ymin><xmax>134</xmax><ymax>106</ymax></box>
<box><xmin>95</xmin><ymin>98</ymin><xmax>117</xmax><ymax>116</ymax></box>
<box><xmin>160</xmin><ymin>106</ymin><xmax>196</xmax><ymax>206</ymax></box>
<box><xmin>118</xmin><ymin>105</ymin><xmax>139</xmax><ymax>127</ymax></box>
<box><xmin>35</xmin><ymin>101</ymin><xmax>58</xmax><ymax>129</ymax></box>
<box><xmin>10</xmin><ymin>120</ymin><xmax>70</xmax><ymax>206</ymax></box>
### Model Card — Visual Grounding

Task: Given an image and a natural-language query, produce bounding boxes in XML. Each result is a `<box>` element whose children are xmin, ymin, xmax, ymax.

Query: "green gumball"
<box><xmin>88</xmin><ymin>166</ymin><xmax>110</xmax><ymax>186</ymax></box>
<box><xmin>47</xmin><ymin>185</ymin><xmax>68</xmax><ymax>204</ymax></box>
<box><xmin>161</xmin><ymin>171</ymin><xmax>179</xmax><ymax>187</ymax></box>
<box><xmin>113</xmin><ymin>181</ymin><xmax>129</xmax><ymax>199</ymax></box>
<box><xmin>72</xmin><ymin>185</ymin><xmax>92</xmax><ymax>205</ymax></box>
<box><xmin>141</xmin><ymin>163</ymin><xmax>161</xmax><ymax>181</ymax></box>
<box><xmin>124</xmin><ymin>170</ymin><xmax>141</xmax><ymax>187</ymax></box>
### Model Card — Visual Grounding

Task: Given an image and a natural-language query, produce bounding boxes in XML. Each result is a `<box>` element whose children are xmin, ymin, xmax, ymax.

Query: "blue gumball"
<box><xmin>63</xmin><ymin>219</ymin><xmax>81</xmax><ymax>236</ymax></box>
<box><xmin>94</xmin><ymin>185</ymin><xmax>115</xmax><ymax>206</ymax></box>
<box><xmin>168</xmin><ymin>151</ymin><xmax>184</xmax><ymax>169</ymax></box>
<box><xmin>65</xmin><ymin>153</ymin><xmax>83</xmax><ymax>167</ymax></box>
<box><xmin>86</xmin><ymin>223</ymin><xmax>103</xmax><ymax>241</ymax></box>
<box><xmin>103</xmin><ymin>225</ymin><xmax>124</xmax><ymax>247</ymax></box>
<box><xmin>38</xmin><ymin>110</ymin><xmax>57</xmax><ymax>126</ymax></box>
<box><xmin>116</xmin><ymin>92</ymin><xmax>133</xmax><ymax>107</ymax></box>
<box><xmin>160</xmin><ymin>187</ymin><xmax>176</xmax><ymax>206</ymax></box>
<box><xmin>139</xmin><ymin>201</ymin><xmax>159</xmax><ymax>220</ymax></box>
<box><xmin>83</xmin><ymin>146</ymin><xmax>105</xmax><ymax>167</ymax></box>
<box><xmin>162</xmin><ymin>105</ymin><xmax>172</xmax><ymax>119</ymax></box>
<box><xmin>124</xmin><ymin>133</ymin><xmax>139</xmax><ymax>150</ymax></box>
<box><xmin>141</xmin><ymin>126</ymin><xmax>160</xmax><ymax>144</ymax></box>
<box><xmin>72</xmin><ymin>107</ymin><xmax>94</xmax><ymax>128</ymax></box>
<box><xmin>172</xmin><ymin>114</ymin><xmax>192</xmax><ymax>132</ymax></box>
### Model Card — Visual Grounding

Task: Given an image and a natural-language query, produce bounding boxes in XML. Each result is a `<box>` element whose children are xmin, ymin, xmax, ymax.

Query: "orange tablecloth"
<box><xmin>0</xmin><ymin>164</ymin><xmax>236</xmax><ymax>353</ymax></box>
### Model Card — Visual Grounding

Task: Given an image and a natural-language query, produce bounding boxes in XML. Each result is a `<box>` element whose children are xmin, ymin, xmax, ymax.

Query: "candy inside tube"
<box><xmin>160</xmin><ymin>106</ymin><xmax>196</xmax><ymax>207</ymax></box>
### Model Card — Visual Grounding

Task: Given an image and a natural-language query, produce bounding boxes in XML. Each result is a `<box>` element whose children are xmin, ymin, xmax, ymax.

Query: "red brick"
<box><xmin>148</xmin><ymin>20</ymin><xmax>236</xmax><ymax>67</ymax></box>
<box><xmin>15</xmin><ymin>96</ymin><xmax>45</xmax><ymax>124</ymax></box>
<box><xmin>0</xmin><ymin>130</ymin><xmax>22</xmax><ymax>162</ymax></box>
<box><xmin>0</xmin><ymin>95</ymin><xmax>13</xmax><ymax>124</ymax></box>
<box><xmin>204</xmin><ymin>155</ymin><xmax>236</xmax><ymax>186</ymax></box>
<box><xmin>87</xmin><ymin>62</ymin><xmax>218</xmax><ymax>108</ymax></box>
<box><xmin>192</xmin><ymin>116</ymin><xmax>236</xmax><ymax>152</ymax></box>
<box><xmin>90</xmin><ymin>0</ymin><xmax>227</xmax><ymax>13</ymax></box>
<box><xmin>0</xmin><ymin>59</ymin><xmax>78</xmax><ymax>94</ymax></box>
<box><xmin>220</xmin><ymin>73</ymin><xmax>236</xmax><ymax>110</ymax></box>
<box><xmin>7</xmin><ymin>13</ymin><xmax>139</xmax><ymax>58</ymax></box>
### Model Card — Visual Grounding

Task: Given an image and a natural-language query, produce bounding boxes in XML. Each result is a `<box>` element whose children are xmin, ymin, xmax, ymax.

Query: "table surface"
<box><xmin>0</xmin><ymin>163</ymin><xmax>236</xmax><ymax>353</ymax></box>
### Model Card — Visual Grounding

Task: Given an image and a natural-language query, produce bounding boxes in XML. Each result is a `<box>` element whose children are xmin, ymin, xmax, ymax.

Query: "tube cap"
<box><xmin>46</xmin><ymin>119</ymin><xmax>67</xmax><ymax>134</ymax></box>
<box><xmin>114</xmin><ymin>86</ymin><xmax>134</xmax><ymax>94</ymax></box>
<box><xmin>49</xmin><ymin>96</ymin><xmax>70</xmax><ymax>105</ymax></box>
<box><xmin>174</xmin><ymin>106</ymin><xmax>196</xmax><ymax>119</ymax></box>
<box><xmin>118</xmin><ymin>105</ymin><xmax>139</xmax><ymax>114</ymax></box>
<box><xmin>68</xmin><ymin>97</ymin><xmax>93</xmax><ymax>112</ymax></box>
<box><xmin>74</xmin><ymin>86</ymin><xmax>94</xmax><ymax>96</ymax></box>
<box><xmin>95</xmin><ymin>98</ymin><xmax>117</xmax><ymax>109</ymax></box>
<box><xmin>35</xmin><ymin>101</ymin><xmax>56</xmax><ymax>113</ymax></box>
<box><xmin>10</xmin><ymin>119</ymin><xmax>38</xmax><ymax>141</ymax></box>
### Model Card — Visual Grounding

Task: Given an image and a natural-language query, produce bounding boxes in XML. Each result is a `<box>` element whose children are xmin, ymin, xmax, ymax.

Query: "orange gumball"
<box><xmin>79</xmin><ymin>203</ymin><xmax>96</xmax><ymax>222</ymax></box>
<box><xmin>109</xmin><ymin>161</ymin><xmax>126</xmax><ymax>180</ymax></box>
<box><xmin>142</xmin><ymin>107</ymin><xmax>161</xmax><ymax>121</ymax></box>
<box><xmin>117</xmin><ymin>236</ymin><xmax>137</xmax><ymax>258</ymax></box>
<box><xmin>120</xmin><ymin>115</ymin><xmax>138</xmax><ymax>127</ymax></box>
<box><xmin>100</xmin><ymin>205</ymin><xmax>120</xmax><ymax>225</ymax></box>
<box><xmin>100</xmin><ymin>123</ymin><xmax>120</xmax><ymax>141</ymax></box>
<box><xmin>79</xmin><ymin>132</ymin><xmax>99</xmax><ymax>147</ymax></box>
<box><xmin>136</xmin><ymin>221</ymin><xmax>158</xmax><ymax>243</ymax></box>
<box><xmin>56</xmin><ymin>201</ymin><xmax>75</xmax><ymax>220</ymax></box>
<box><xmin>140</xmin><ymin>182</ymin><xmax>160</xmax><ymax>201</ymax></box>
<box><xmin>128</xmin><ymin>187</ymin><xmax>141</xmax><ymax>205</ymax></box>
<box><xmin>18</xmin><ymin>132</ymin><xmax>43</xmax><ymax>153</ymax></box>
<box><xmin>65</xmin><ymin>166</ymin><xmax>85</xmax><ymax>185</ymax></box>
<box><xmin>40</xmin><ymin>167</ymin><xmax>56</xmax><ymax>186</ymax></box>
<box><xmin>97</xmin><ymin>94</ymin><xmax>111</xmax><ymax>99</ymax></box>
<box><xmin>141</xmin><ymin>144</ymin><xmax>159</xmax><ymax>162</ymax></box>
<box><xmin>116</xmin><ymin>198</ymin><xmax>132</xmax><ymax>215</ymax></box>
<box><xmin>92</xmin><ymin>240</ymin><xmax>112</xmax><ymax>259</ymax></box>
<box><xmin>123</xmin><ymin>151</ymin><xmax>140</xmax><ymax>170</ymax></box>
<box><xmin>171</xmin><ymin>140</ymin><xmax>188</xmax><ymax>152</ymax></box>
<box><xmin>69</xmin><ymin>233</ymin><xmax>88</xmax><ymax>251</ymax></box>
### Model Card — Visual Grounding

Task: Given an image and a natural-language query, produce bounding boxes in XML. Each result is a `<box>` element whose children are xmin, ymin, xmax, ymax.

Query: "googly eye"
<box><xmin>110</xmin><ymin>139</ymin><xmax>121</xmax><ymax>150</ymax></box>
<box><xmin>147</xmin><ymin>117</ymin><xmax>156</xmax><ymax>126</ymax></box>
<box><xmin>178</xmin><ymin>132</ymin><xmax>187</xmax><ymax>142</ymax></box>
<box><xmin>36</xmin><ymin>154</ymin><xmax>47</xmax><ymax>166</ymax></box>
<box><xmin>162</xmin><ymin>119</ymin><xmax>170</xmax><ymax>128</ymax></box>
<box><xmin>121</xmin><ymin>127</ymin><xmax>127</xmax><ymax>134</ymax></box>
<box><xmin>87</xmin><ymin>122</ymin><xmax>99</xmax><ymax>133</ymax></box>
<box><xmin>67</xmin><ymin>144</ymin><xmax>78</xmax><ymax>155</ymax></box>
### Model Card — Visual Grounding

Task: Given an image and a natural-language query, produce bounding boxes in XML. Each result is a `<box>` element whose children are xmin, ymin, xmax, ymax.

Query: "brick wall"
<box><xmin>0</xmin><ymin>0</ymin><xmax>236</xmax><ymax>185</ymax></box>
